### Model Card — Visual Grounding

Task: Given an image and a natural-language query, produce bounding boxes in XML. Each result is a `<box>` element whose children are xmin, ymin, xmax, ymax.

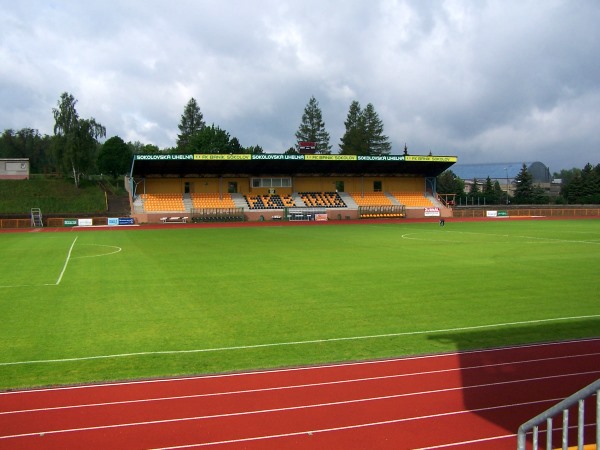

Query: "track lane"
<box><xmin>1</xmin><ymin>338</ymin><xmax>599</xmax><ymax>449</ymax></box>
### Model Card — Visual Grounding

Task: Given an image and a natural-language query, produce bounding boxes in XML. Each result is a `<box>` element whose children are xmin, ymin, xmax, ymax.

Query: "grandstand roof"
<box><xmin>130</xmin><ymin>154</ymin><xmax>458</xmax><ymax>178</ymax></box>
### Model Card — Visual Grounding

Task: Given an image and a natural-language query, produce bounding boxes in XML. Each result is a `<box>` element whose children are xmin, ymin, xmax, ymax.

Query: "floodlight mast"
<box><xmin>504</xmin><ymin>167</ymin><xmax>509</xmax><ymax>205</ymax></box>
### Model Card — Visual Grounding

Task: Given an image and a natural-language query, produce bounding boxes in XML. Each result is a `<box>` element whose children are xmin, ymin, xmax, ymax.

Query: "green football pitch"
<box><xmin>1</xmin><ymin>219</ymin><xmax>599</xmax><ymax>390</ymax></box>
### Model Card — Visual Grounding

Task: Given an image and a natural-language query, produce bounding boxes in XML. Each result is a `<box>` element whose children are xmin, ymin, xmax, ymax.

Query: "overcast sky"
<box><xmin>1</xmin><ymin>0</ymin><xmax>599</xmax><ymax>172</ymax></box>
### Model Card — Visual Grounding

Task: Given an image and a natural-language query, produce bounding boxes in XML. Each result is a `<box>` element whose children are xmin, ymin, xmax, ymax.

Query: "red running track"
<box><xmin>1</xmin><ymin>338</ymin><xmax>599</xmax><ymax>449</ymax></box>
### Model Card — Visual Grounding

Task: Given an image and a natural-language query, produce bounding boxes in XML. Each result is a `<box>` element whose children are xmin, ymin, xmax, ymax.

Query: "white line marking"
<box><xmin>2</xmin><ymin>359</ymin><xmax>598</xmax><ymax>417</ymax></box>
<box><xmin>0</xmin><ymin>376</ymin><xmax>578</xmax><ymax>442</ymax></box>
<box><xmin>415</xmin><ymin>423</ymin><xmax>598</xmax><ymax>449</ymax></box>
<box><xmin>1</xmin><ymin>314</ymin><xmax>599</xmax><ymax>367</ymax></box>
<box><xmin>152</xmin><ymin>398</ymin><xmax>563</xmax><ymax>449</ymax></box>
<box><xmin>401</xmin><ymin>230</ymin><xmax>600</xmax><ymax>245</ymax></box>
<box><xmin>413</xmin><ymin>433</ymin><xmax>516</xmax><ymax>450</ymax></box>
<box><xmin>55</xmin><ymin>236</ymin><xmax>78</xmax><ymax>285</ymax></box>
<box><xmin>70</xmin><ymin>244</ymin><xmax>122</xmax><ymax>259</ymax></box>
<box><xmin>2</xmin><ymin>337</ymin><xmax>599</xmax><ymax>395</ymax></box>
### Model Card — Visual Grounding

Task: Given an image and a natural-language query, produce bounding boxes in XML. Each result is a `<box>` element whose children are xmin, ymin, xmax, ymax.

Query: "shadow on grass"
<box><xmin>428</xmin><ymin>317</ymin><xmax>600</xmax><ymax>441</ymax></box>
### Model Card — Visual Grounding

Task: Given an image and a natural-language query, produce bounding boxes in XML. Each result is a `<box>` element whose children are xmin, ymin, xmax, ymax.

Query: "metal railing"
<box><xmin>517</xmin><ymin>378</ymin><xmax>600</xmax><ymax>450</ymax></box>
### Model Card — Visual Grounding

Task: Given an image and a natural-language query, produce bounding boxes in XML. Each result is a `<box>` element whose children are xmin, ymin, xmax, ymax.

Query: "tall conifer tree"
<box><xmin>339</xmin><ymin>101</ymin><xmax>391</xmax><ymax>155</ymax></box>
<box><xmin>339</xmin><ymin>101</ymin><xmax>365</xmax><ymax>154</ymax></box>
<box><xmin>294</xmin><ymin>96</ymin><xmax>331</xmax><ymax>154</ymax></box>
<box><xmin>177</xmin><ymin>98</ymin><xmax>205</xmax><ymax>152</ymax></box>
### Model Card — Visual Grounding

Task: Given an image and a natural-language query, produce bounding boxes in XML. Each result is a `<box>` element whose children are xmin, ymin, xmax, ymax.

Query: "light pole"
<box><xmin>504</xmin><ymin>167</ymin><xmax>509</xmax><ymax>205</ymax></box>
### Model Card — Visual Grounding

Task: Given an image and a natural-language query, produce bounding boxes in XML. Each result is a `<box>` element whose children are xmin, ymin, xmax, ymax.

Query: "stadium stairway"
<box><xmin>183</xmin><ymin>194</ymin><xmax>193</xmax><ymax>212</ymax></box>
<box><xmin>385</xmin><ymin>192</ymin><xmax>402</xmax><ymax>205</ymax></box>
<box><xmin>231</xmin><ymin>193</ymin><xmax>249</xmax><ymax>209</ymax></box>
<box><xmin>292</xmin><ymin>193</ymin><xmax>306</xmax><ymax>207</ymax></box>
<box><xmin>338</xmin><ymin>192</ymin><xmax>358</xmax><ymax>209</ymax></box>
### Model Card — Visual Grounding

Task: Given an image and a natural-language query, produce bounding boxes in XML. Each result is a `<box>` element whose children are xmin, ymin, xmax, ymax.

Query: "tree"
<box><xmin>0</xmin><ymin>128</ymin><xmax>53</xmax><ymax>173</ymax></box>
<box><xmin>245</xmin><ymin>145</ymin><xmax>264</xmax><ymax>154</ymax></box>
<box><xmin>553</xmin><ymin>168</ymin><xmax>581</xmax><ymax>186</ymax></box>
<box><xmin>127</xmin><ymin>141</ymin><xmax>161</xmax><ymax>154</ymax></box>
<box><xmin>339</xmin><ymin>101</ymin><xmax>391</xmax><ymax>155</ymax></box>
<box><xmin>361</xmin><ymin>103</ymin><xmax>391</xmax><ymax>155</ymax></box>
<box><xmin>189</xmin><ymin>124</ymin><xmax>231</xmax><ymax>154</ymax></box>
<box><xmin>493</xmin><ymin>180</ymin><xmax>505</xmax><ymax>204</ymax></box>
<box><xmin>561</xmin><ymin>163</ymin><xmax>600</xmax><ymax>203</ymax></box>
<box><xmin>229</xmin><ymin>137</ymin><xmax>243</xmax><ymax>154</ymax></box>
<box><xmin>339</xmin><ymin>101</ymin><xmax>365</xmax><ymax>154</ymax></box>
<box><xmin>177</xmin><ymin>98</ymin><xmax>205</xmax><ymax>151</ymax></box>
<box><xmin>482</xmin><ymin>176</ymin><xmax>499</xmax><ymax>204</ymax></box>
<box><xmin>469</xmin><ymin>178</ymin><xmax>480</xmax><ymax>196</ymax></box>
<box><xmin>436</xmin><ymin>170</ymin><xmax>465</xmax><ymax>196</ymax></box>
<box><xmin>294</xmin><ymin>96</ymin><xmax>331</xmax><ymax>154</ymax></box>
<box><xmin>98</xmin><ymin>136</ymin><xmax>133</xmax><ymax>177</ymax></box>
<box><xmin>513</xmin><ymin>163</ymin><xmax>534</xmax><ymax>204</ymax></box>
<box><xmin>52</xmin><ymin>92</ymin><xmax>106</xmax><ymax>187</ymax></box>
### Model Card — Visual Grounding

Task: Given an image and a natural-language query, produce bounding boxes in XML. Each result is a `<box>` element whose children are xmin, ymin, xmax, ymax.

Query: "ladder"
<box><xmin>31</xmin><ymin>208</ymin><xmax>43</xmax><ymax>227</ymax></box>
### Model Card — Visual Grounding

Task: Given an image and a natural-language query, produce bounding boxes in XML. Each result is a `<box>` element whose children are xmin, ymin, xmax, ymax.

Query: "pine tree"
<box><xmin>513</xmin><ymin>163</ymin><xmax>534</xmax><ymax>204</ymax></box>
<box><xmin>339</xmin><ymin>101</ymin><xmax>365</xmax><ymax>154</ymax></box>
<box><xmin>482</xmin><ymin>176</ymin><xmax>498</xmax><ymax>204</ymax></box>
<box><xmin>362</xmin><ymin>103</ymin><xmax>391</xmax><ymax>155</ymax></box>
<box><xmin>469</xmin><ymin>178</ymin><xmax>480</xmax><ymax>196</ymax></box>
<box><xmin>339</xmin><ymin>101</ymin><xmax>391</xmax><ymax>155</ymax></box>
<box><xmin>177</xmin><ymin>98</ymin><xmax>205</xmax><ymax>152</ymax></box>
<box><xmin>294</xmin><ymin>96</ymin><xmax>331</xmax><ymax>154</ymax></box>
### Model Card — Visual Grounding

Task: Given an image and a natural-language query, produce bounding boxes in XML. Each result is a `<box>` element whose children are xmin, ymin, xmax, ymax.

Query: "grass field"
<box><xmin>1</xmin><ymin>219</ymin><xmax>599</xmax><ymax>390</ymax></box>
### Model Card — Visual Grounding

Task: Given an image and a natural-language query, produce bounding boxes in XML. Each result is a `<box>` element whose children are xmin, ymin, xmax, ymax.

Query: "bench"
<box><xmin>160</xmin><ymin>216</ymin><xmax>188</xmax><ymax>223</ymax></box>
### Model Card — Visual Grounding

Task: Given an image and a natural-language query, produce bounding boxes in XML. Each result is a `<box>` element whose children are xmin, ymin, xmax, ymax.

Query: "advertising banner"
<box><xmin>64</xmin><ymin>219</ymin><xmax>77</xmax><ymax>227</ymax></box>
<box><xmin>424</xmin><ymin>207</ymin><xmax>440</xmax><ymax>217</ymax></box>
<box><xmin>194</xmin><ymin>154</ymin><xmax>251</xmax><ymax>160</ymax></box>
<box><xmin>405</xmin><ymin>156</ymin><xmax>458</xmax><ymax>162</ymax></box>
<box><xmin>108</xmin><ymin>217</ymin><xmax>135</xmax><ymax>226</ymax></box>
<box><xmin>78</xmin><ymin>218</ymin><xmax>93</xmax><ymax>227</ymax></box>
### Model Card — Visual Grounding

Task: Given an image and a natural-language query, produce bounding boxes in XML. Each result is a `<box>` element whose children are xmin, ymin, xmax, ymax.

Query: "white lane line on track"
<box><xmin>413</xmin><ymin>433</ymin><xmax>516</xmax><ymax>450</ymax></box>
<box><xmin>2</xmin><ymin>314</ymin><xmax>600</xmax><ymax>367</ymax></box>
<box><xmin>0</xmin><ymin>393</ymin><xmax>567</xmax><ymax>443</ymax></box>
<box><xmin>3</xmin><ymin>352</ymin><xmax>600</xmax><ymax>415</ymax></box>
<box><xmin>415</xmin><ymin>423</ymin><xmax>598</xmax><ymax>450</ymax></box>
<box><xmin>2</xmin><ymin>337</ymin><xmax>600</xmax><ymax>396</ymax></box>
<box><xmin>151</xmin><ymin>398</ymin><xmax>565</xmax><ymax>449</ymax></box>
<box><xmin>2</xmin><ymin>369</ymin><xmax>599</xmax><ymax>441</ymax></box>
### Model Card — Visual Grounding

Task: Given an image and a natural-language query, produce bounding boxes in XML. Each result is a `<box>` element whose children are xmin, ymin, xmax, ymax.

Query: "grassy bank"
<box><xmin>0</xmin><ymin>177</ymin><xmax>106</xmax><ymax>214</ymax></box>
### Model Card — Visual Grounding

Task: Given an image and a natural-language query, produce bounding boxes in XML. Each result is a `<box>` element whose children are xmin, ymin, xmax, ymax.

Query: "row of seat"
<box><xmin>349</xmin><ymin>192</ymin><xmax>393</xmax><ymax>206</ymax></box>
<box><xmin>191</xmin><ymin>193</ymin><xmax>236</xmax><ymax>208</ymax></box>
<box><xmin>245</xmin><ymin>195</ymin><xmax>295</xmax><ymax>210</ymax></box>
<box><xmin>390</xmin><ymin>192</ymin><xmax>435</xmax><ymax>207</ymax></box>
<box><xmin>140</xmin><ymin>191</ymin><xmax>434</xmax><ymax>212</ymax></box>
<box><xmin>141</xmin><ymin>194</ymin><xmax>185</xmax><ymax>212</ymax></box>
<box><xmin>299</xmin><ymin>192</ymin><xmax>346</xmax><ymax>208</ymax></box>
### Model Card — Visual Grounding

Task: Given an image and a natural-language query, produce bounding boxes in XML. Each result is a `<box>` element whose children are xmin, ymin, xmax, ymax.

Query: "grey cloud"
<box><xmin>1</xmin><ymin>0</ymin><xmax>598</xmax><ymax>171</ymax></box>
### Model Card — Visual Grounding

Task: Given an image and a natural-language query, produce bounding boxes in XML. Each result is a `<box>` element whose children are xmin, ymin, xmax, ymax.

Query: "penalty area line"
<box><xmin>1</xmin><ymin>314</ymin><xmax>600</xmax><ymax>367</ymax></box>
<box><xmin>55</xmin><ymin>236</ymin><xmax>78</xmax><ymax>286</ymax></box>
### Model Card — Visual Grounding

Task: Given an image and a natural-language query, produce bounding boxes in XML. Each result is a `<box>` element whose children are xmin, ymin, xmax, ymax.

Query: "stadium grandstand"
<box><xmin>127</xmin><ymin>153</ymin><xmax>457</xmax><ymax>223</ymax></box>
